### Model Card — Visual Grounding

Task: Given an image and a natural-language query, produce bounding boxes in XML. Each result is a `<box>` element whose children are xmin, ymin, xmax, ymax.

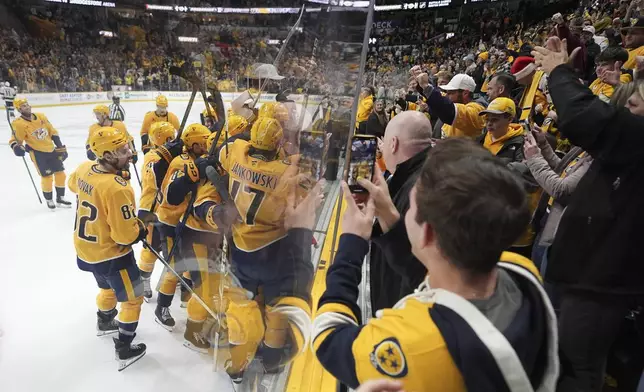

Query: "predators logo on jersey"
<box><xmin>369</xmin><ymin>338</ymin><xmax>408</xmax><ymax>378</ymax></box>
<box><xmin>9</xmin><ymin>113</ymin><xmax>58</xmax><ymax>152</ymax></box>
<box><xmin>32</xmin><ymin>128</ymin><xmax>48</xmax><ymax>140</ymax></box>
<box><xmin>219</xmin><ymin>138</ymin><xmax>295</xmax><ymax>252</ymax></box>
<box><xmin>68</xmin><ymin>161</ymin><xmax>140</xmax><ymax>266</ymax></box>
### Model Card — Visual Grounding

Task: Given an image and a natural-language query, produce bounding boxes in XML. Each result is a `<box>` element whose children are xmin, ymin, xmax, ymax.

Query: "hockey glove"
<box><xmin>130</xmin><ymin>218</ymin><xmax>148</xmax><ymax>245</ymax></box>
<box><xmin>194</xmin><ymin>156</ymin><xmax>216</xmax><ymax>180</ymax></box>
<box><xmin>184</xmin><ymin>161</ymin><xmax>200</xmax><ymax>184</ymax></box>
<box><xmin>11</xmin><ymin>144</ymin><xmax>26</xmax><ymax>157</ymax></box>
<box><xmin>156</xmin><ymin>139</ymin><xmax>184</xmax><ymax>164</ymax></box>
<box><xmin>141</xmin><ymin>134</ymin><xmax>150</xmax><ymax>154</ymax></box>
<box><xmin>55</xmin><ymin>146</ymin><xmax>68</xmax><ymax>161</ymax></box>
<box><xmin>86</xmin><ymin>145</ymin><xmax>96</xmax><ymax>160</ymax></box>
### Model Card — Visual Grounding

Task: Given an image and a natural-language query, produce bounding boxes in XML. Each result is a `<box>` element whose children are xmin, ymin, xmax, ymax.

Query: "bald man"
<box><xmin>364</xmin><ymin>111</ymin><xmax>433</xmax><ymax>314</ymax></box>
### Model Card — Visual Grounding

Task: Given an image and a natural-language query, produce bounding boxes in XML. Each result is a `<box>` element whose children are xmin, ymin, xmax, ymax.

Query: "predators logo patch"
<box><xmin>369</xmin><ymin>337</ymin><xmax>408</xmax><ymax>378</ymax></box>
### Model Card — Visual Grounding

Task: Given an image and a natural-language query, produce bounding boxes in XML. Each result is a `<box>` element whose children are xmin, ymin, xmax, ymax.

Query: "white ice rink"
<box><xmin>0</xmin><ymin>100</ymin><xmax>297</xmax><ymax>392</ymax></box>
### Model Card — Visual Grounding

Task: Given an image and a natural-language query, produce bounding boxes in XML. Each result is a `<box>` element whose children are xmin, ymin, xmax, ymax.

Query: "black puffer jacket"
<box><xmin>369</xmin><ymin>148</ymin><xmax>430</xmax><ymax>314</ymax></box>
<box><xmin>547</xmin><ymin>64</ymin><xmax>644</xmax><ymax>295</ymax></box>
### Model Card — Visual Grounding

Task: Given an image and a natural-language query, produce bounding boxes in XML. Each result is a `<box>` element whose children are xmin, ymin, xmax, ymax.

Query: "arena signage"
<box><xmin>45</xmin><ymin>0</ymin><xmax>116</xmax><ymax>7</ymax></box>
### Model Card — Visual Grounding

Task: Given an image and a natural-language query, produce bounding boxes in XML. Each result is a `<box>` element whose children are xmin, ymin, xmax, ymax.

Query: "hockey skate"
<box><xmin>113</xmin><ymin>335</ymin><xmax>146</xmax><ymax>371</ymax></box>
<box><xmin>183</xmin><ymin>320</ymin><xmax>210</xmax><ymax>354</ymax></box>
<box><xmin>154</xmin><ymin>305</ymin><xmax>175</xmax><ymax>331</ymax></box>
<box><xmin>142</xmin><ymin>277</ymin><xmax>152</xmax><ymax>302</ymax></box>
<box><xmin>46</xmin><ymin>200</ymin><xmax>56</xmax><ymax>210</ymax></box>
<box><xmin>96</xmin><ymin>309</ymin><xmax>119</xmax><ymax>336</ymax></box>
<box><xmin>56</xmin><ymin>197</ymin><xmax>72</xmax><ymax>208</ymax></box>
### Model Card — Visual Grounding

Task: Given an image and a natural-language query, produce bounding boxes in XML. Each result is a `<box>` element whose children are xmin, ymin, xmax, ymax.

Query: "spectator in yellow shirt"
<box><xmin>411</xmin><ymin>67</ymin><xmax>486</xmax><ymax>139</ymax></box>
<box><xmin>621</xmin><ymin>17</ymin><xmax>644</xmax><ymax>70</ymax></box>
<box><xmin>356</xmin><ymin>86</ymin><xmax>374</xmax><ymax>133</ymax></box>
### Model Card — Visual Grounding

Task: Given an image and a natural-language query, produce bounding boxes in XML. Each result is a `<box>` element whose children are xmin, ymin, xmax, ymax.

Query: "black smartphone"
<box><xmin>299</xmin><ymin>130</ymin><xmax>327</xmax><ymax>182</ymax></box>
<box><xmin>348</xmin><ymin>134</ymin><xmax>377</xmax><ymax>193</ymax></box>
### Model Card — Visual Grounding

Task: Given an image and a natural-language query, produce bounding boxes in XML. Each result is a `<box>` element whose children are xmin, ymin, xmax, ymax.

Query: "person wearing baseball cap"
<box><xmin>621</xmin><ymin>17</ymin><xmax>644</xmax><ymax>70</ymax></box>
<box><xmin>410</xmin><ymin>67</ymin><xmax>486</xmax><ymax>139</ymax></box>
<box><xmin>478</xmin><ymin>97</ymin><xmax>525</xmax><ymax>162</ymax></box>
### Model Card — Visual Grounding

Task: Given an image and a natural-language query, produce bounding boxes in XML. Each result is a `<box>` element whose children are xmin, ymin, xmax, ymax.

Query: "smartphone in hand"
<box><xmin>347</xmin><ymin>134</ymin><xmax>377</xmax><ymax>194</ymax></box>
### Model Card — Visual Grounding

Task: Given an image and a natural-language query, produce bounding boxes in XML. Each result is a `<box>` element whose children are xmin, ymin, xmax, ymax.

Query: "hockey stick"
<box><xmin>142</xmin><ymin>238</ymin><xmax>218</xmax><ymax>319</ymax></box>
<box><xmin>132</xmin><ymin>162</ymin><xmax>142</xmax><ymax>189</ymax></box>
<box><xmin>329</xmin><ymin>0</ymin><xmax>375</xmax><ymax>264</ymax></box>
<box><xmin>6</xmin><ymin>110</ymin><xmax>42</xmax><ymax>204</ymax></box>
<box><xmin>251</xmin><ymin>6</ymin><xmax>305</xmax><ymax>108</ymax></box>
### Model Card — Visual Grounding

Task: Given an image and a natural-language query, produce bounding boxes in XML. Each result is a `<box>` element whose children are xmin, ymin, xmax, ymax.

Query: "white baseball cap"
<box><xmin>254</xmin><ymin>63</ymin><xmax>285</xmax><ymax>80</ymax></box>
<box><xmin>582</xmin><ymin>25</ymin><xmax>596</xmax><ymax>35</ymax></box>
<box><xmin>439</xmin><ymin>74</ymin><xmax>477</xmax><ymax>92</ymax></box>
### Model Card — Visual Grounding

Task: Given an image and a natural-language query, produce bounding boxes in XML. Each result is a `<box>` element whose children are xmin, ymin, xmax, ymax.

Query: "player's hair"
<box><xmin>490</xmin><ymin>73</ymin><xmax>516</xmax><ymax>96</ymax></box>
<box><xmin>414</xmin><ymin>138</ymin><xmax>529</xmax><ymax>275</ymax></box>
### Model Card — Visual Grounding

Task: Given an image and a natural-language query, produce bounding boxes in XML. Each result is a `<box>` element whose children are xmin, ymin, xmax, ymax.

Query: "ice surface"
<box><xmin>0</xmin><ymin>100</ymin><xmax>257</xmax><ymax>392</ymax></box>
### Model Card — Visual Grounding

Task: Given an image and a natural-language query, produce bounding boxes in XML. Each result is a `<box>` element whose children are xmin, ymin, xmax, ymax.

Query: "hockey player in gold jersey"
<box><xmin>69</xmin><ymin>127</ymin><xmax>148</xmax><ymax>371</ymax></box>
<box><xmin>152</xmin><ymin>123</ymin><xmax>210</xmax><ymax>330</ymax></box>
<box><xmin>165</xmin><ymin>131</ymin><xmax>235</xmax><ymax>353</ymax></box>
<box><xmin>86</xmin><ymin>105</ymin><xmax>137</xmax><ymax>163</ymax></box>
<box><xmin>140</xmin><ymin>95</ymin><xmax>180</xmax><ymax>154</ymax></box>
<box><xmin>9</xmin><ymin>97</ymin><xmax>71</xmax><ymax>210</ymax></box>
<box><xmin>218</xmin><ymin>117</ymin><xmax>314</xmax><ymax>376</ymax></box>
<box><xmin>137</xmin><ymin>121</ymin><xmax>176</xmax><ymax>300</ymax></box>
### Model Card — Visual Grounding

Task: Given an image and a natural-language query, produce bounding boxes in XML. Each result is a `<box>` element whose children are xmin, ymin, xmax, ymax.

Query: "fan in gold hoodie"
<box><xmin>478</xmin><ymin>98</ymin><xmax>525</xmax><ymax>164</ymax></box>
<box><xmin>355</xmin><ymin>87</ymin><xmax>374</xmax><ymax>133</ymax></box>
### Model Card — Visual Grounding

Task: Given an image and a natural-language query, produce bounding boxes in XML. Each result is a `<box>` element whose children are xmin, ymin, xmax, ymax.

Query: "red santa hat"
<box><xmin>511</xmin><ymin>56</ymin><xmax>537</xmax><ymax>81</ymax></box>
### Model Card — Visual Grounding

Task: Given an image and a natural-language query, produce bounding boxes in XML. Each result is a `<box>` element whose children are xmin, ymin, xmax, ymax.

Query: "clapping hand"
<box><xmin>285</xmin><ymin>180</ymin><xmax>325</xmax><ymax>230</ymax></box>
<box><xmin>599</xmin><ymin>61</ymin><xmax>623</xmax><ymax>86</ymax></box>
<box><xmin>532</xmin><ymin>37</ymin><xmax>582</xmax><ymax>75</ymax></box>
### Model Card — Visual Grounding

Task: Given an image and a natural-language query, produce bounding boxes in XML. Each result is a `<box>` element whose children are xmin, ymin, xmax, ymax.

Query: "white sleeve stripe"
<box><xmin>498</xmin><ymin>262</ymin><xmax>560</xmax><ymax>392</ymax></box>
<box><xmin>311</xmin><ymin>311</ymin><xmax>359</xmax><ymax>352</ymax></box>
<box><xmin>451</xmin><ymin>103</ymin><xmax>458</xmax><ymax>125</ymax></box>
<box><xmin>271</xmin><ymin>305</ymin><xmax>312</xmax><ymax>354</ymax></box>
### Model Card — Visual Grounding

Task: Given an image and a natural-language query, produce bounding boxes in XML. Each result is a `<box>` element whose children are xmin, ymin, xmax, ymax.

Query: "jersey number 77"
<box><xmin>230</xmin><ymin>179</ymin><xmax>266</xmax><ymax>226</ymax></box>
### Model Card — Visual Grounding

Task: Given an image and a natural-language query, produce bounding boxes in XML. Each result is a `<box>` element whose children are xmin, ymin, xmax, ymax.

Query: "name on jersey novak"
<box><xmin>230</xmin><ymin>162</ymin><xmax>278</xmax><ymax>190</ymax></box>
<box><xmin>77</xmin><ymin>178</ymin><xmax>94</xmax><ymax>196</ymax></box>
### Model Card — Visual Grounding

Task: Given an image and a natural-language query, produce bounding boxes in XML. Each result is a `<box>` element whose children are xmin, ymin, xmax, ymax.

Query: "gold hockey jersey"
<box><xmin>68</xmin><ymin>161</ymin><xmax>139</xmax><ymax>264</ymax></box>
<box><xmin>219</xmin><ymin>139</ymin><xmax>295</xmax><ymax>252</ymax></box>
<box><xmin>156</xmin><ymin>153</ymin><xmax>195</xmax><ymax>227</ymax></box>
<box><xmin>139</xmin><ymin>149</ymin><xmax>162</xmax><ymax>212</ymax></box>
<box><xmin>9</xmin><ymin>113</ymin><xmax>59</xmax><ymax>152</ymax></box>
<box><xmin>140</xmin><ymin>111</ymin><xmax>180</xmax><ymax>136</ymax></box>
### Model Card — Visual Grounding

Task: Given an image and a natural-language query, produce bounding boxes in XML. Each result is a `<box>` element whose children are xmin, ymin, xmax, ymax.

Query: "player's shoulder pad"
<box><xmin>114</xmin><ymin>176</ymin><xmax>128</xmax><ymax>187</ymax></box>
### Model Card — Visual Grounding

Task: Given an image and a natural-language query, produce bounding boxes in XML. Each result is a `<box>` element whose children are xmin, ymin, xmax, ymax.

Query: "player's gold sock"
<box><xmin>41</xmin><ymin>175</ymin><xmax>53</xmax><ymax>200</ymax></box>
